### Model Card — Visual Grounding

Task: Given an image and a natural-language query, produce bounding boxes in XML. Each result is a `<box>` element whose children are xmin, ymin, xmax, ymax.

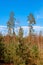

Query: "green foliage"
<box><xmin>16</xmin><ymin>42</ymin><xmax>34</xmax><ymax>65</ymax></box>
<box><xmin>0</xmin><ymin>40</ymin><xmax>40</xmax><ymax>65</ymax></box>
<box><xmin>16</xmin><ymin>43</ymin><xmax>39</xmax><ymax>65</ymax></box>
<box><xmin>0</xmin><ymin>42</ymin><xmax>5</xmax><ymax>61</ymax></box>
<box><xmin>4</xmin><ymin>43</ymin><xmax>16</xmax><ymax>63</ymax></box>
<box><xmin>31</xmin><ymin>44</ymin><xmax>39</xmax><ymax>58</ymax></box>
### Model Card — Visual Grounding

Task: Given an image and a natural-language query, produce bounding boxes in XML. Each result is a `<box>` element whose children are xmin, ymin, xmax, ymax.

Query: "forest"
<box><xmin>0</xmin><ymin>12</ymin><xmax>43</xmax><ymax>65</ymax></box>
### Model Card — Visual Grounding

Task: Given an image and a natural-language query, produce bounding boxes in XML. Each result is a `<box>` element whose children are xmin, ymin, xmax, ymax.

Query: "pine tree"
<box><xmin>27</xmin><ymin>13</ymin><xmax>36</xmax><ymax>41</ymax></box>
<box><xmin>7</xmin><ymin>12</ymin><xmax>16</xmax><ymax>36</ymax></box>
<box><xmin>18</xmin><ymin>27</ymin><xmax>23</xmax><ymax>43</ymax></box>
<box><xmin>27</xmin><ymin>13</ymin><xmax>36</xmax><ymax>35</ymax></box>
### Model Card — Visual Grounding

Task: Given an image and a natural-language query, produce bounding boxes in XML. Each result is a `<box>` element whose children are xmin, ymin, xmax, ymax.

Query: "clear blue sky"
<box><xmin>0</xmin><ymin>0</ymin><xmax>43</xmax><ymax>26</ymax></box>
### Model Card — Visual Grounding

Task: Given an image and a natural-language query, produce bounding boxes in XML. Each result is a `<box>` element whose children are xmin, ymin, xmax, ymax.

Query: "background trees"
<box><xmin>18</xmin><ymin>27</ymin><xmax>23</xmax><ymax>43</ymax></box>
<box><xmin>0</xmin><ymin>42</ymin><xmax>5</xmax><ymax>62</ymax></box>
<box><xmin>7</xmin><ymin>12</ymin><xmax>15</xmax><ymax>36</ymax></box>
<box><xmin>27</xmin><ymin>13</ymin><xmax>36</xmax><ymax>34</ymax></box>
<box><xmin>27</xmin><ymin>13</ymin><xmax>36</xmax><ymax>41</ymax></box>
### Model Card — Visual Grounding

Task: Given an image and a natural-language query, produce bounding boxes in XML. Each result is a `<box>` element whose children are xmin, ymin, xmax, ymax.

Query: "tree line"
<box><xmin>7</xmin><ymin>12</ymin><xmax>35</xmax><ymax>36</ymax></box>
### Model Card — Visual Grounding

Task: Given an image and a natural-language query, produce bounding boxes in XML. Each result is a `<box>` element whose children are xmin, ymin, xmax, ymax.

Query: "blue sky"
<box><xmin>0</xmin><ymin>0</ymin><xmax>43</xmax><ymax>26</ymax></box>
